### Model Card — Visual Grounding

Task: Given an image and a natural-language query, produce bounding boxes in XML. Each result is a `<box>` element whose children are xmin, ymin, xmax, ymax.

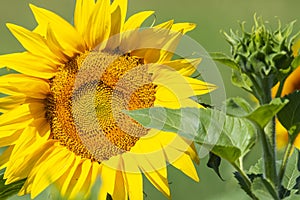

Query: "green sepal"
<box><xmin>210</xmin><ymin>52</ymin><xmax>239</xmax><ymax>70</ymax></box>
<box><xmin>231</xmin><ymin>70</ymin><xmax>252</xmax><ymax>91</ymax></box>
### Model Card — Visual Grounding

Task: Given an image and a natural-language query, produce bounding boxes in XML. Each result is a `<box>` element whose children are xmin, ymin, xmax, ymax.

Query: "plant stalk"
<box><xmin>258</xmin><ymin>78</ymin><xmax>278</xmax><ymax>189</ymax></box>
<box><xmin>232</xmin><ymin>162</ymin><xmax>258</xmax><ymax>200</ymax></box>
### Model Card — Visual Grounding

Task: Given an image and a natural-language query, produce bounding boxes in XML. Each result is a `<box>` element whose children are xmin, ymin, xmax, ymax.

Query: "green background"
<box><xmin>0</xmin><ymin>0</ymin><xmax>299</xmax><ymax>199</ymax></box>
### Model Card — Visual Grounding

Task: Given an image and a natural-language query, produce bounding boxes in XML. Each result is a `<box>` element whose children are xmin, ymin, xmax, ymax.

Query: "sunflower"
<box><xmin>0</xmin><ymin>0</ymin><xmax>215</xmax><ymax>199</ymax></box>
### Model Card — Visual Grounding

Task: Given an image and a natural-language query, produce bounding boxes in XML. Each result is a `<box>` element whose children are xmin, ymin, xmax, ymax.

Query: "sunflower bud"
<box><xmin>215</xmin><ymin>16</ymin><xmax>299</xmax><ymax>103</ymax></box>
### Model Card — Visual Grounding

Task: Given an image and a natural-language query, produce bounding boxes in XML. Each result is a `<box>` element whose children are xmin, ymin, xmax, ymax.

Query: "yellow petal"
<box><xmin>294</xmin><ymin>134</ymin><xmax>300</xmax><ymax>150</ymax></box>
<box><xmin>184</xmin><ymin>76</ymin><xmax>217</xmax><ymax>95</ymax></box>
<box><xmin>123</xmin><ymin>11</ymin><xmax>154</xmax><ymax>31</ymax></box>
<box><xmin>130</xmin><ymin>134</ymin><xmax>170</xmax><ymax>197</ymax></box>
<box><xmin>276</xmin><ymin>119</ymin><xmax>289</xmax><ymax>149</ymax></box>
<box><xmin>0</xmin><ymin>95</ymin><xmax>26</xmax><ymax>113</ymax></box>
<box><xmin>170</xmin><ymin>151</ymin><xmax>199</xmax><ymax>182</ymax></box>
<box><xmin>154</xmin><ymin>96</ymin><xmax>202</xmax><ymax>109</ymax></box>
<box><xmin>6</xmin><ymin>23</ymin><xmax>60</xmax><ymax>63</ymax></box>
<box><xmin>107</xmin><ymin>0</ymin><xmax>128</xmax><ymax>50</ymax></box>
<box><xmin>118</xmin><ymin>154</ymin><xmax>140</xmax><ymax>173</ymax></box>
<box><xmin>58</xmin><ymin>155</ymin><xmax>82</xmax><ymax>197</ymax></box>
<box><xmin>85</xmin><ymin>0</ymin><xmax>111</xmax><ymax>49</ymax></box>
<box><xmin>30</xmin><ymin>4</ymin><xmax>86</xmax><ymax>55</ymax></box>
<box><xmin>110</xmin><ymin>0</ymin><xmax>127</xmax><ymax>35</ymax></box>
<box><xmin>0</xmin><ymin>102</ymin><xmax>45</xmax><ymax>127</ymax></box>
<box><xmin>124</xmin><ymin>172</ymin><xmax>143</xmax><ymax>200</ymax></box>
<box><xmin>0</xmin><ymin>74</ymin><xmax>49</xmax><ymax>98</ymax></box>
<box><xmin>0</xmin><ymin>122</ymin><xmax>24</xmax><ymax>139</ymax></box>
<box><xmin>142</xmin><ymin>167</ymin><xmax>170</xmax><ymax>198</ymax></box>
<box><xmin>69</xmin><ymin>159</ymin><xmax>92</xmax><ymax>198</ymax></box>
<box><xmin>112</xmin><ymin>170</ymin><xmax>127</xmax><ymax>200</ymax></box>
<box><xmin>8</xmin><ymin>120</ymin><xmax>49</xmax><ymax>162</ymax></box>
<box><xmin>83</xmin><ymin>162</ymin><xmax>101</xmax><ymax>199</ymax></box>
<box><xmin>154</xmin><ymin>23</ymin><xmax>197</xmax><ymax>62</ymax></box>
<box><xmin>121</xmin><ymin>12</ymin><xmax>166</xmax><ymax>53</ymax></box>
<box><xmin>99</xmin><ymin>164</ymin><xmax>117</xmax><ymax>199</ymax></box>
<box><xmin>162</xmin><ymin>58</ymin><xmax>201</xmax><ymax>76</ymax></box>
<box><xmin>0</xmin><ymin>130</ymin><xmax>22</xmax><ymax>147</ymax></box>
<box><xmin>156</xmin><ymin>20</ymin><xmax>174</xmax><ymax>29</ymax></box>
<box><xmin>5</xmin><ymin>133</ymin><xmax>52</xmax><ymax>184</ymax></box>
<box><xmin>31</xmin><ymin>147</ymin><xmax>74</xmax><ymax>198</ymax></box>
<box><xmin>18</xmin><ymin>140</ymin><xmax>56</xmax><ymax>196</ymax></box>
<box><xmin>131</xmin><ymin>27</ymin><xmax>183</xmax><ymax>63</ymax></box>
<box><xmin>292</xmin><ymin>39</ymin><xmax>300</xmax><ymax>57</ymax></box>
<box><xmin>152</xmin><ymin>66</ymin><xmax>216</xmax><ymax>101</ymax></box>
<box><xmin>157</xmin><ymin>30</ymin><xmax>183</xmax><ymax>62</ymax></box>
<box><xmin>128</xmin><ymin>28</ymin><xmax>173</xmax><ymax>62</ymax></box>
<box><xmin>172</xmin><ymin>23</ymin><xmax>196</xmax><ymax>34</ymax></box>
<box><xmin>46</xmin><ymin>24</ymin><xmax>70</xmax><ymax>61</ymax></box>
<box><xmin>74</xmin><ymin>0</ymin><xmax>95</xmax><ymax>39</ymax></box>
<box><xmin>0</xmin><ymin>52</ymin><xmax>56</xmax><ymax>79</ymax></box>
<box><xmin>160</xmin><ymin>133</ymin><xmax>199</xmax><ymax>164</ymax></box>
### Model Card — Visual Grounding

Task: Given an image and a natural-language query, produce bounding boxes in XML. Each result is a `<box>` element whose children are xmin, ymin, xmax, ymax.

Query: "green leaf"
<box><xmin>283</xmin><ymin>150</ymin><xmax>300</xmax><ymax>190</ymax></box>
<box><xmin>231</xmin><ymin>70</ymin><xmax>252</xmax><ymax>91</ymax></box>
<box><xmin>225</xmin><ymin>97</ymin><xmax>253</xmax><ymax>117</ymax></box>
<box><xmin>207</xmin><ymin>152</ymin><xmax>223</xmax><ymax>180</ymax></box>
<box><xmin>125</xmin><ymin>107</ymin><xmax>257</xmax><ymax>162</ymax></box>
<box><xmin>248</xmin><ymin>158</ymin><xmax>263</xmax><ymax>175</ymax></box>
<box><xmin>246</xmin><ymin>98</ymin><xmax>289</xmax><ymax>128</ymax></box>
<box><xmin>248</xmin><ymin>159</ymin><xmax>282</xmax><ymax>177</ymax></box>
<box><xmin>252</xmin><ymin>177</ymin><xmax>280</xmax><ymax>200</ymax></box>
<box><xmin>226</xmin><ymin>97</ymin><xmax>287</xmax><ymax>128</ymax></box>
<box><xmin>278</xmin><ymin>91</ymin><xmax>300</xmax><ymax>140</ymax></box>
<box><xmin>210</xmin><ymin>52</ymin><xmax>239</xmax><ymax>70</ymax></box>
<box><xmin>0</xmin><ymin>173</ymin><xmax>25</xmax><ymax>199</ymax></box>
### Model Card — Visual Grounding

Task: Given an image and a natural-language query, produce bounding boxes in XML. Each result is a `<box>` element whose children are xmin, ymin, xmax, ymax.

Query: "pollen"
<box><xmin>46</xmin><ymin>51</ymin><xmax>156</xmax><ymax>162</ymax></box>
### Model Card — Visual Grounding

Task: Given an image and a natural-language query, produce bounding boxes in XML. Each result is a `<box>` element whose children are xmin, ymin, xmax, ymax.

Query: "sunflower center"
<box><xmin>46</xmin><ymin>51</ymin><xmax>156</xmax><ymax>162</ymax></box>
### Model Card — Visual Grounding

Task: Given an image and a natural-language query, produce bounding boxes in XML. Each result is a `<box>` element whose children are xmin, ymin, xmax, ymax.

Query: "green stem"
<box><xmin>275</xmin><ymin>77</ymin><xmax>287</xmax><ymax>98</ymax></box>
<box><xmin>257</xmin><ymin>78</ymin><xmax>278</xmax><ymax>189</ymax></box>
<box><xmin>278</xmin><ymin>142</ymin><xmax>293</xmax><ymax>185</ymax></box>
<box><xmin>248</xmin><ymin>75</ymin><xmax>264</xmax><ymax>103</ymax></box>
<box><xmin>258</xmin><ymin>126</ymin><xmax>277</xmax><ymax>185</ymax></box>
<box><xmin>231</xmin><ymin>162</ymin><xmax>258</xmax><ymax>200</ymax></box>
<box><xmin>264</xmin><ymin>118</ymin><xmax>278</xmax><ymax>186</ymax></box>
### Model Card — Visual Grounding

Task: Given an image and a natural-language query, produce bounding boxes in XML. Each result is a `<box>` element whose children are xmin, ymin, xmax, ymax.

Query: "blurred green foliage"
<box><xmin>0</xmin><ymin>0</ymin><xmax>299</xmax><ymax>199</ymax></box>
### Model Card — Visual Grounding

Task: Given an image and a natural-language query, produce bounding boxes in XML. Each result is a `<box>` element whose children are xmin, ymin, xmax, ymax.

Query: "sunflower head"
<box><xmin>0</xmin><ymin>0</ymin><xmax>216</xmax><ymax>199</ymax></box>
